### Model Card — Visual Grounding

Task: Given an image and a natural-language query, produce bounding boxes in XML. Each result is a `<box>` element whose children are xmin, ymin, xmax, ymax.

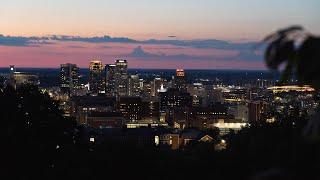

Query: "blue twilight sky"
<box><xmin>1</xmin><ymin>0</ymin><xmax>319</xmax><ymax>40</ymax></box>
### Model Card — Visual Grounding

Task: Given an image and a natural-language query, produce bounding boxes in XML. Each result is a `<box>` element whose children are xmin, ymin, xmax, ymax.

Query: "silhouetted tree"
<box><xmin>0</xmin><ymin>84</ymin><xmax>76</xmax><ymax>179</ymax></box>
<box><xmin>264</xmin><ymin>26</ymin><xmax>320</xmax><ymax>89</ymax></box>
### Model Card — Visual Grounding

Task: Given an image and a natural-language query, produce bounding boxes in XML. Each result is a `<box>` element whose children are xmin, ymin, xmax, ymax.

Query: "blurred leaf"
<box><xmin>279</xmin><ymin>62</ymin><xmax>293</xmax><ymax>85</ymax></box>
<box><xmin>265</xmin><ymin>40</ymin><xmax>295</xmax><ymax>70</ymax></box>
<box><xmin>264</xmin><ymin>26</ymin><xmax>320</xmax><ymax>89</ymax></box>
<box><xmin>297</xmin><ymin>36</ymin><xmax>320</xmax><ymax>89</ymax></box>
<box><xmin>264</xmin><ymin>26</ymin><xmax>303</xmax><ymax>43</ymax></box>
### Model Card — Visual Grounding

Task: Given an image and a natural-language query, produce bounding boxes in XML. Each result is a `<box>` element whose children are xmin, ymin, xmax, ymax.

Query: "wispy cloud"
<box><xmin>0</xmin><ymin>34</ymin><xmax>264</xmax><ymax>69</ymax></box>
<box><xmin>142</xmin><ymin>39</ymin><xmax>263</xmax><ymax>50</ymax></box>
<box><xmin>0</xmin><ymin>34</ymin><xmax>53</xmax><ymax>46</ymax></box>
<box><xmin>49</xmin><ymin>35</ymin><xmax>137</xmax><ymax>43</ymax></box>
<box><xmin>0</xmin><ymin>34</ymin><xmax>262</xmax><ymax>51</ymax></box>
<box><xmin>48</xmin><ymin>35</ymin><xmax>254</xmax><ymax>51</ymax></box>
<box><xmin>128</xmin><ymin>46</ymin><xmax>263</xmax><ymax>62</ymax></box>
<box><xmin>0</xmin><ymin>35</ymin><xmax>34</xmax><ymax>46</ymax></box>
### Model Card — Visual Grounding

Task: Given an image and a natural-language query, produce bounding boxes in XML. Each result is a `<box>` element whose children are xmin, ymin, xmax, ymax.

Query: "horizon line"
<box><xmin>0</xmin><ymin>66</ymin><xmax>268</xmax><ymax>71</ymax></box>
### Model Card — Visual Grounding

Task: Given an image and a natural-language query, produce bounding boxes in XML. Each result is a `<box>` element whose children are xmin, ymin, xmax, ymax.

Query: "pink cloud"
<box><xmin>0</xmin><ymin>41</ymin><xmax>265</xmax><ymax>69</ymax></box>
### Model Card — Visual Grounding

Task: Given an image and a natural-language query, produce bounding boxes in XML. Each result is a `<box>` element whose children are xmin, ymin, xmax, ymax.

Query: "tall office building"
<box><xmin>60</xmin><ymin>63</ymin><xmax>79</xmax><ymax>94</ymax></box>
<box><xmin>151</xmin><ymin>77</ymin><xmax>166</xmax><ymax>97</ymax></box>
<box><xmin>118</xmin><ymin>97</ymin><xmax>143</xmax><ymax>121</ymax></box>
<box><xmin>89</xmin><ymin>60</ymin><xmax>105</xmax><ymax>94</ymax></box>
<box><xmin>115</xmin><ymin>59</ymin><xmax>128</xmax><ymax>97</ymax></box>
<box><xmin>128</xmin><ymin>74</ymin><xmax>141</xmax><ymax>96</ymax></box>
<box><xmin>175</xmin><ymin>69</ymin><xmax>187</xmax><ymax>92</ymax></box>
<box><xmin>141</xmin><ymin>97</ymin><xmax>160</xmax><ymax>121</ymax></box>
<box><xmin>105</xmin><ymin>64</ymin><xmax>116</xmax><ymax>96</ymax></box>
<box><xmin>159</xmin><ymin>88</ymin><xmax>192</xmax><ymax>126</ymax></box>
<box><xmin>248</xmin><ymin>101</ymin><xmax>267</xmax><ymax>122</ymax></box>
<box><xmin>187</xmin><ymin>83</ymin><xmax>206</xmax><ymax>107</ymax></box>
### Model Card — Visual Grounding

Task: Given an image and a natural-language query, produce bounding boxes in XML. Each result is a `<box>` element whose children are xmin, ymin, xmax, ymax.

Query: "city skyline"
<box><xmin>1</xmin><ymin>0</ymin><xmax>319</xmax><ymax>69</ymax></box>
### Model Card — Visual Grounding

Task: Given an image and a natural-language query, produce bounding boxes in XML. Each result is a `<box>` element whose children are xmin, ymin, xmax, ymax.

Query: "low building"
<box><xmin>8</xmin><ymin>66</ymin><xmax>39</xmax><ymax>88</ymax></box>
<box><xmin>158</xmin><ymin>133</ymin><xmax>181</xmax><ymax>150</ymax></box>
<box><xmin>180</xmin><ymin>129</ymin><xmax>215</xmax><ymax>146</ymax></box>
<box><xmin>70</xmin><ymin>96</ymin><xmax>116</xmax><ymax>124</ymax></box>
<box><xmin>83</xmin><ymin>126</ymin><xmax>218</xmax><ymax>150</ymax></box>
<box><xmin>213</xmin><ymin>120</ymin><xmax>247</xmax><ymax>135</ymax></box>
<box><xmin>187</xmin><ymin>106</ymin><xmax>229</xmax><ymax>129</ymax></box>
<box><xmin>87</xmin><ymin>112</ymin><xmax>125</xmax><ymax>128</ymax></box>
<box><xmin>126</xmin><ymin>120</ymin><xmax>168</xmax><ymax>128</ymax></box>
<box><xmin>159</xmin><ymin>129</ymin><xmax>217</xmax><ymax>149</ymax></box>
<box><xmin>96</xmin><ymin>128</ymin><xmax>157</xmax><ymax>147</ymax></box>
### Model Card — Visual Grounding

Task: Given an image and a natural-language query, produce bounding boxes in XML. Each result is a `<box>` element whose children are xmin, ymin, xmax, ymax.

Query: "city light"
<box><xmin>1</xmin><ymin>1</ymin><xmax>319</xmax><ymax>178</ymax></box>
<box><xmin>90</xmin><ymin>137</ymin><xmax>95</xmax><ymax>143</ymax></box>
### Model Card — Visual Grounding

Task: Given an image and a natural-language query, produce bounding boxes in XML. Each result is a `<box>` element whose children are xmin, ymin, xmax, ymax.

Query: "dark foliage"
<box><xmin>1</xmin><ymin>85</ymin><xmax>76</xmax><ymax>179</ymax></box>
<box><xmin>1</xmin><ymin>85</ymin><xmax>320</xmax><ymax>179</ymax></box>
<box><xmin>264</xmin><ymin>26</ymin><xmax>320</xmax><ymax>89</ymax></box>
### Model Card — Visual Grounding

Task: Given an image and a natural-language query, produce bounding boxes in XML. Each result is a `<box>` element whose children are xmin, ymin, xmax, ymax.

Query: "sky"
<box><xmin>0</xmin><ymin>0</ymin><xmax>319</xmax><ymax>69</ymax></box>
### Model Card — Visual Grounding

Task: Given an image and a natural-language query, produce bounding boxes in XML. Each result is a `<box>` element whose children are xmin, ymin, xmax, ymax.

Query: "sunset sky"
<box><xmin>0</xmin><ymin>0</ymin><xmax>319</xmax><ymax>69</ymax></box>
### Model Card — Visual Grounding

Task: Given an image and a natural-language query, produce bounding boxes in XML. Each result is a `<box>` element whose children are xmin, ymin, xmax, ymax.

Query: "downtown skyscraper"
<box><xmin>128</xmin><ymin>74</ymin><xmax>141</xmax><ymax>96</ymax></box>
<box><xmin>175</xmin><ymin>69</ymin><xmax>187</xmax><ymax>92</ymax></box>
<box><xmin>60</xmin><ymin>63</ymin><xmax>79</xmax><ymax>94</ymax></box>
<box><xmin>89</xmin><ymin>60</ymin><xmax>105</xmax><ymax>94</ymax></box>
<box><xmin>105</xmin><ymin>64</ymin><xmax>116</xmax><ymax>96</ymax></box>
<box><xmin>114</xmin><ymin>59</ymin><xmax>128</xmax><ymax>97</ymax></box>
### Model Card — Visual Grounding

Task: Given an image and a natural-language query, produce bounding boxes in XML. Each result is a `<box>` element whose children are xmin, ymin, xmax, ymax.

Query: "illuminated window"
<box><xmin>90</xmin><ymin>137</ymin><xmax>95</xmax><ymax>143</ymax></box>
<box><xmin>155</xmin><ymin>136</ymin><xmax>160</xmax><ymax>146</ymax></box>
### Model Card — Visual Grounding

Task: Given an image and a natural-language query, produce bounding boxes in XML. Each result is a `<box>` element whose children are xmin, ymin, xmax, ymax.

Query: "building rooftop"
<box><xmin>71</xmin><ymin>96</ymin><xmax>116</xmax><ymax>106</ymax></box>
<box><xmin>88</xmin><ymin>112</ymin><xmax>124</xmax><ymax>118</ymax></box>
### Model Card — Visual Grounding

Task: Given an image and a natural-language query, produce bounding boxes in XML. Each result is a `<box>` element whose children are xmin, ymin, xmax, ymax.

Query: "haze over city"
<box><xmin>1</xmin><ymin>0</ymin><xmax>319</xmax><ymax>69</ymax></box>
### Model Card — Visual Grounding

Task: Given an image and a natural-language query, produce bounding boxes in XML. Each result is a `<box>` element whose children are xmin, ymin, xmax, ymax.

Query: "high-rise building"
<box><xmin>188</xmin><ymin>83</ymin><xmax>206</xmax><ymax>107</ymax></box>
<box><xmin>151</xmin><ymin>77</ymin><xmax>167</xmax><ymax>97</ymax></box>
<box><xmin>118</xmin><ymin>97</ymin><xmax>143</xmax><ymax>121</ymax></box>
<box><xmin>89</xmin><ymin>60</ymin><xmax>105</xmax><ymax>94</ymax></box>
<box><xmin>159</xmin><ymin>88</ymin><xmax>192</xmax><ymax>112</ymax></box>
<box><xmin>248</xmin><ymin>101</ymin><xmax>267</xmax><ymax>122</ymax></box>
<box><xmin>139</xmin><ymin>78</ymin><xmax>144</xmax><ymax>91</ymax></box>
<box><xmin>141</xmin><ymin>81</ymin><xmax>152</xmax><ymax>98</ymax></box>
<box><xmin>175</xmin><ymin>69</ymin><xmax>187</xmax><ymax>92</ymax></box>
<box><xmin>159</xmin><ymin>88</ymin><xmax>192</xmax><ymax>127</ymax></box>
<box><xmin>228</xmin><ymin>104</ymin><xmax>249</xmax><ymax>122</ymax></box>
<box><xmin>128</xmin><ymin>74</ymin><xmax>141</xmax><ymax>96</ymax></box>
<box><xmin>105</xmin><ymin>64</ymin><xmax>116</xmax><ymax>96</ymax></box>
<box><xmin>141</xmin><ymin>97</ymin><xmax>160</xmax><ymax>121</ymax></box>
<box><xmin>60</xmin><ymin>63</ymin><xmax>79</xmax><ymax>94</ymax></box>
<box><xmin>115</xmin><ymin>59</ymin><xmax>128</xmax><ymax>96</ymax></box>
